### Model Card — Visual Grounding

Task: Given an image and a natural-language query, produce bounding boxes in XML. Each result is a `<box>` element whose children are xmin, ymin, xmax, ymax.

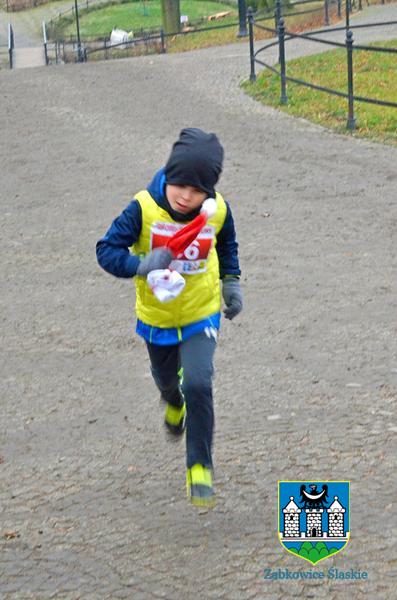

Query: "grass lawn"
<box><xmin>55</xmin><ymin>0</ymin><xmax>332</xmax><ymax>51</ymax></box>
<box><xmin>165</xmin><ymin>2</ymin><xmax>335</xmax><ymax>52</ymax></box>
<box><xmin>62</xmin><ymin>0</ymin><xmax>237</xmax><ymax>38</ymax></box>
<box><xmin>242</xmin><ymin>39</ymin><xmax>397</xmax><ymax>146</ymax></box>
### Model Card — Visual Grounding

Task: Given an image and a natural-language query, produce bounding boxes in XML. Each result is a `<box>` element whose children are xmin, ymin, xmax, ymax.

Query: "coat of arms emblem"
<box><xmin>278</xmin><ymin>481</ymin><xmax>350</xmax><ymax>565</ymax></box>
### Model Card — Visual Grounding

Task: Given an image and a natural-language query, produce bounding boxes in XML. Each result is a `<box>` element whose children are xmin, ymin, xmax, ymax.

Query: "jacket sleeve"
<box><xmin>216</xmin><ymin>202</ymin><xmax>241</xmax><ymax>279</ymax></box>
<box><xmin>96</xmin><ymin>200</ymin><xmax>142</xmax><ymax>278</ymax></box>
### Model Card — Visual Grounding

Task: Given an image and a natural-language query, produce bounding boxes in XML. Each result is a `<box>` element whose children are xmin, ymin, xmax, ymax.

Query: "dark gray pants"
<box><xmin>146</xmin><ymin>331</ymin><xmax>217</xmax><ymax>469</ymax></box>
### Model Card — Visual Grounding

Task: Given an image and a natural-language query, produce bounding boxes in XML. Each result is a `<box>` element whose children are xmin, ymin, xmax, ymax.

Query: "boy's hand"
<box><xmin>222</xmin><ymin>278</ymin><xmax>243</xmax><ymax>320</ymax></box>
<box><xmin>137</xmin><ymin>248</ymin><xmax>173</xmax><ymax>276</ymax></box>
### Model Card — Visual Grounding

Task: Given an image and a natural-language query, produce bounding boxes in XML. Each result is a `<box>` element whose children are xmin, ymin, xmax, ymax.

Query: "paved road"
<box><xmin>0</xmin><ymin>3</ymin><xmax>396</xmax><ymax>599</ymax></box>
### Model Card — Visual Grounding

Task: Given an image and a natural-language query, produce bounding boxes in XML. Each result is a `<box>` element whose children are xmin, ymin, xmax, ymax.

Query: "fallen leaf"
<box><xmin>3</xmin><ymin>531</ymin><xmax>20</xmax><ymax>540</ymax></box>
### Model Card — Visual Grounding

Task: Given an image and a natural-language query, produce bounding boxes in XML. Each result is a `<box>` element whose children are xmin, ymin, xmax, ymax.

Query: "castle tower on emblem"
<box><xmin>306</xmin><ymin>508</ymin><xmax>323</xmax><ymax>538</ymax></box>
<box><xmin>327</xmin><ymin>496</ymin><xmax>345</xmax><ymax>537</ymax></box>
<box><xmin>282</xmin><ymin>497</ymin><xmax>301</xmax><ymax>538</ymax></box>
<box><xmin>280</xmin><ymin>485</ymin><xmax>348</xmax><ymax>542</ymax></box>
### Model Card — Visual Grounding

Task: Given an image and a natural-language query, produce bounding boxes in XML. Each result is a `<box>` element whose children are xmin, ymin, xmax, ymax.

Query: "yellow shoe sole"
<box><xmin>186</xmin><ymin>465</ymin><xmax>216</xmax><ymax>508</ymax></box>
<box><xmin>189</xmin><ymin>494</ymin><xmax>216</xmax><ymax>508</ymax></box>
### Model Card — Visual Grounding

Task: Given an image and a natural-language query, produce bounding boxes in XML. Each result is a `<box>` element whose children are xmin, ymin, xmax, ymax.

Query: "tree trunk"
<box><xmin>161</xmin><ymin>0</ymin><xmax>181</xmax><ymax>34</ymax></box>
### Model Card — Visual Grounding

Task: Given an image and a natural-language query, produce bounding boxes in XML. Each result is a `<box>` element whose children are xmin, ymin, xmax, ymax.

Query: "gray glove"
<box><xmin>222</xmin><ymin>277</ymin><xmax>243</xmax><ymax>320</ymax></box>
<box><xmin>136</xmin><ymin>248</ymin><xmax>173</xmax><ymax>276</ymax></box>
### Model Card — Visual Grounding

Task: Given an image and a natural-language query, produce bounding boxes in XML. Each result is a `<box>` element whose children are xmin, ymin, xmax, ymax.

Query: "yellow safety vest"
<box><xmin>132</xmin><ymin>190</ymin><xmax>227</xmax><ymax>328</ymax></box>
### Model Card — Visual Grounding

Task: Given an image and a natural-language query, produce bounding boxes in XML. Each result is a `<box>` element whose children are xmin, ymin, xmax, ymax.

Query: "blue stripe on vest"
<box><xmin>136</xmin><ymin>313</ymin><xmax>221</xmax><ymax>346</ymax></box>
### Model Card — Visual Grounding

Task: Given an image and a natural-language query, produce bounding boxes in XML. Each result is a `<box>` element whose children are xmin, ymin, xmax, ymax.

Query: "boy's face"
<box><xmin>166</xmin><ymin>184</ymin><xmax>207</xmax><ymax>215</ymax></box>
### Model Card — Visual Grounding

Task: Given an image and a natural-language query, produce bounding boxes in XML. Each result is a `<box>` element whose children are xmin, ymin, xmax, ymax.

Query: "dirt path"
<box><xmin>0</xmin><ymin>0</ymin><xmax>109</xmax><ymax>48</ymax></box>
<box><xmin>0</xmin><ymin>3</ymin><xmax>396</xmax><ymax>599</ymax></box>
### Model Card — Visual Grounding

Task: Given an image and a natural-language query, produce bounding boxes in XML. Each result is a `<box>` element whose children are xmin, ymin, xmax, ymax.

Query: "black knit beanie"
<box><xmin>164</xmin><ymin>128</ymin><xmax>224</xmax><ymax>197</ymax></box>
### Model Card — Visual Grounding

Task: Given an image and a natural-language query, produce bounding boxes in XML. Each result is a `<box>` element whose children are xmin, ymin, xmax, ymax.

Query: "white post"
<box><xmin>42</xmin><ymin>21</ymin><xmax>49</xmax><ymax>65</ymax></box>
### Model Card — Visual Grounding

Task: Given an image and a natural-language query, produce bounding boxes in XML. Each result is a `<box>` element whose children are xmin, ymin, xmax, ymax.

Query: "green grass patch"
<box><xmin>61</xmin><ymin>0</ymin><xmax>236</xmax><ymax>38</ymax></box>
<box><xmin>166</xmin><ymin>15</ymin><xmax>241</xmax><ymax>52</ymax></box>
<box><xmin>242</xmin><ymin>39</ymin><xmax>397</xmax><ymax>146</ymax></box>
<box><xmin>163</xmin><ymin>3</ymin><xmax>335</xmax><ymax>57</ymax></box>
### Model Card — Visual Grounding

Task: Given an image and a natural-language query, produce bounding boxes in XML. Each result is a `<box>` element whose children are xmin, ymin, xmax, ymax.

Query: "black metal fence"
<box><xmin>46</xmin><ymin>14</ymin><xmax>246</xmax><ymax>63</ymax></box>
<box><xmin>8</xmin><ymin>23</ymin><xmax>14</xmax><ymax>69</ymax></box>
<box><xmin>42</xmin><ymin>21</ymin><xmax>50</xmax><ymax>66</ymax></box>
<box><xmin>85</xmin><ymin>18</ymin><xmax>244</xmax><ymax>60</ymax></box>
<box><xmin>248</xmin><ymin>0</ymin><xmax>397</xmax><ymax>129</ymax></box>
<box><xmin>252</xmin><ymin>0</ymin><xmax>344</xmax><ymax>32</ymax></box>
<box><xmin>44</xmin><ymin>32</ymin><xmax>165</xmax><ymax>64</ymax></box>
<box><xmin>47</xmin><ymin>0</ymin><xmax>350</xmax><ymax>62</ymax></box>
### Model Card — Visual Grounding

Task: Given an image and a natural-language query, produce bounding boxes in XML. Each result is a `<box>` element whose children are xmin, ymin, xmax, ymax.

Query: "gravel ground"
<box><xmin>0</xmin><ymin>3</ymin><xmax>396</xmax><ymax>599</ymax></box>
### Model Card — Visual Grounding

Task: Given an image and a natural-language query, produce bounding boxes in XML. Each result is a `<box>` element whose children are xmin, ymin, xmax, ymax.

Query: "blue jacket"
<box><xmin>96</xmin><ymin>169</ymin><xmax>241</xmax><ymax>344</ymax></box>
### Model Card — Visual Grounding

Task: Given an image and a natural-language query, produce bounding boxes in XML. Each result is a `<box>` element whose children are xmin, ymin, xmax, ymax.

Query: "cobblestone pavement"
<box><xmin>1</xmin><ymin>3</ymin><xmax>397</xmax><ymax>599</ymax></box>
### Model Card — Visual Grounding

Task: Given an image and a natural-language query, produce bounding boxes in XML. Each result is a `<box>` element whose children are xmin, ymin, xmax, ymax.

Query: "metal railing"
<box><xmin>8</xmin><ymin>23</ymin><xmax>14</xmax><ymax>69</ymax></box>
<box><xmin>44</xmin><ymin>0</ymin><xmax>343</xmax><ymax>62</ymax></box>
<box><xmin>44</xmin><ymin>39</ymin><xmax>68</xmax><ymax>65</ymax></box>
<box><xmin>42</xmin><ymin>20</ymin><xmax>49</xmax><ymax>65</ymax></box>
<box><xmin>45</xmin><ymin>0</ymin><xmax>341</xmax><ymax>61</ymax></box>
<box><xmin>248</xmin><ymin>0</ymin><xmax>397</xmax><ymax>129</ymax></box>
<box><xmin>85</xmin><ymin>19</ymin><xmax>241</xmax><ymax>60</ymax></box>
<box><xmin>253</xmin><ymin>0</ymin><xmax>341</xmax><ymax>28</ymax></box>
<box><xmin>45</xmin><ymin>14</ymin><xmax>244</xmax><ymax>62</ymax></box>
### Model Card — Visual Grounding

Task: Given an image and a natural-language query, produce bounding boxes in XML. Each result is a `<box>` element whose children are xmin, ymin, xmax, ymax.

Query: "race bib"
<box><xmin>150</xmin><ymin>221</ymin><xmax>215</xmax><ymax>274</ymax></box>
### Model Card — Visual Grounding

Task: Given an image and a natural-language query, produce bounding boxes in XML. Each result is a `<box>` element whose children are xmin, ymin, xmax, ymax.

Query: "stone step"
<box><xmin>13</xmin><ymin>47</ymin><xmax>46</xmax><ymax>69</ymax></box>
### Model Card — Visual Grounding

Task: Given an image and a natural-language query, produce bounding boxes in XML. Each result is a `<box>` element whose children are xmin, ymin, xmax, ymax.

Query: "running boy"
<box><xmin>96</xmin><ymin>128</ymin><xmax>242</xmax><ymax>506</ymax></box>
